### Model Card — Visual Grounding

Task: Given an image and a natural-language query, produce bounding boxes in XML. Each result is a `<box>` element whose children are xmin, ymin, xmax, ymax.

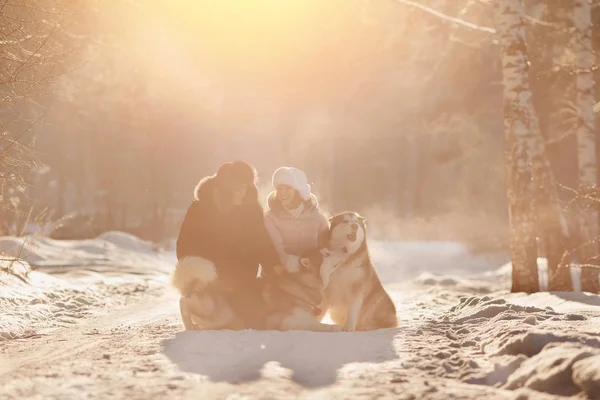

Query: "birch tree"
<box><xmin>494</xmin><ymin>0</ymin><xmax>539</xmax><ymax>293</ymax></box>
<box><xmin>530</xmin><ymin>108</ymin><xmax>573</xmax><ymax>292</ymax></box>
<box><xmin>573</xmin><ymin>0</ymin><xmax>599</xmax><ymax>293</ymax></box>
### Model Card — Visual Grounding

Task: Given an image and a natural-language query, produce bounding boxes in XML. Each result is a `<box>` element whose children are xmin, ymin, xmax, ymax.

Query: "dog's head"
<box><xmin>326</xmin><ymin>211</ymin><xmax>367</xmax><ymax>254</ymax></box>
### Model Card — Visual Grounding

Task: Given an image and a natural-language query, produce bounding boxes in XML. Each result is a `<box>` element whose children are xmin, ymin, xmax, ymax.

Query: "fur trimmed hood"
<box><xmin>193</xmin><ymin>161</ymin><xmax>258</xmax><ymax>201</ymax></box>
<box><xmin>193</xmin><ymin>176</ymin><xmax>215</xmax><ymax>201</ymax></box>
<box><xmin>266</xmin><ymin>191</ymin><xmax>319</xmax><ymax>216</ymax></box>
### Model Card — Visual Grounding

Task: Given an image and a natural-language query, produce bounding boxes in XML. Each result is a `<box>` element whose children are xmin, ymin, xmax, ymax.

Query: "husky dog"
<box><xmin>171</xmin><ymin>256</ymin><xmax>245</xmax><ymax>331</ymax></box>
<box><xmin>171</xmin><ymin>252</ymin><xmax>348</xmax><ymax>332</ymax></box>
<box><xmin>321</xmin><ymin>212</ymin><xmax>397</xmax><ymax>332</ymax></box>
<box><xmin>262</xmin><ymin>248</ymin><xmax>347</xmax><ymax>332</ymax></box>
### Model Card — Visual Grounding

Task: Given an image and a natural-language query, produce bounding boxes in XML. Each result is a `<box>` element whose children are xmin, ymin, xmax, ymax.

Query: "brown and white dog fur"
<box><xmin>262</xmin><ymin>248</ymin><xmax>347</xmax><ymax>332</ymax></box>
<box><xmin>170</xmin><ymin>251</ymin><xmax>348</xmax><ymax>332</ymax></box>
<box><xmin>171</xmin><ymin>256</ymin><xmax>245</xmax><ymax>331</ymax></box>
<box><xmin>320</xmin><ymin>212</ymin><xmax>397</xmax><ymax>332</ymax></box>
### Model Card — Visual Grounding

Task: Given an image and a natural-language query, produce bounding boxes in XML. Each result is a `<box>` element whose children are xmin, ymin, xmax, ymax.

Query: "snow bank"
<box><xmin>0</xmin><ymin>232</ymin><xmax>174</xmax><ymax>274</ymax></box>
<box><xmin>435</xmin><ymin>292</ymin><xmax>600</xmax><ymax>398</ymax></box>
<box><xmin>96</xmin><ymin>231</ymin><xmax>155</xmax><ymax>253</ymax></box>
<box><xmin>0</xmin><ymin>259</ymin><xmax>104</xmax><ymax>340</ymax></box>
<box><xmin>483</xmin><ymin>257</ymin><xmax>584</xmax><ymax>292</ymax></box>
<box><xmin>0</xmin><ymin>232</ymin><xmax>175</xmax><ymax>340</ymax></box>
<box><xmin>413</xmin><ymin>272</ymin><xmax>494</xmax><ymax>294</ymax></box>
<box><xmin>367</xmin><ymin>240</ymin><xmax>506</xmax><ymax>285</ymax></box>
<box><xmin>572</xmin><ymin>355</ymin><xmax>600</xmax><ymax>399</ymax></box>
<box><xmin>0</xmin><ymin>235</ymin><xmax>500</xmax><ymax>290</ymax></box>
<box><xmin>384</xmin><ymin>245</ymin><xmax>600</xmax><ymax>399</ymax></box>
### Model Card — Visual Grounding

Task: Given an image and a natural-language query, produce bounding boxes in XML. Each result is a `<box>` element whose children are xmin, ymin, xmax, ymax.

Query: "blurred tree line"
<box><xmin>1</xmin><ymin>0</ymin><xmax>599</xmax><ymax>275</ymax></box>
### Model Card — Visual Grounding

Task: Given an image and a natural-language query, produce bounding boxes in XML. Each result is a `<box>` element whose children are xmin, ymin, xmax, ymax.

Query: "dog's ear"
<box><xmin>300</xmin><ymin>257</ymin><xmax>311</xmax><ymax>268</ymax></box>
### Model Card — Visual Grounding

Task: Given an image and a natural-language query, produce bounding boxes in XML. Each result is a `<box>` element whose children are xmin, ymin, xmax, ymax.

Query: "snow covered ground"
<box><xmin>1</xmin><ymin>233</ymin><xmax>600</xmax><ymax>399</ymax></box>
<box><xmin>0</xmin><ymin>232</ymin><xmax>174</xmax><ymax>340</ymax></box>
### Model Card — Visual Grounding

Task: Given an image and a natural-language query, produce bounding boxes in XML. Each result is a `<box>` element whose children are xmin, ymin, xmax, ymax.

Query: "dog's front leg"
<box><xmin>319</xmin><ymin>250</ymin><xmax>346</xmax><ymax>289</ymax></box>
<box><xmin>342</xmin><ymin>295</ymin><xmax>364</xmax><ymax>332</ymax></box>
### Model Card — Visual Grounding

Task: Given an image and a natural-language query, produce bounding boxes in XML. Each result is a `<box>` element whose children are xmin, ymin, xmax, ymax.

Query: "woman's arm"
<box><xmin>176</xmin><ymin>200</ymin><xmax>226</xmax><ymax>263</ymax></box>
<box><xmin>264</xmin><ymin>213</ymin><xmax>305</xmax><ymax>273</ymax></box>
<box><xmin>173</xmin><ymin>201</ymin><xmax>223</xmax><ymax>295</ymax></box>
<box><xmin>264</xmin><ymin>213</ymin><xmax>287</xmax><ymax>264</ymax></box>
<box><xmin>256</xmin><ymin>221</ymin><xmax>284</xmax><ymax>276</ymax></box>
<box><xmin>176</xmin><ymin>201</ymin><xmax>204</xmax><ymax>261</ymax></box>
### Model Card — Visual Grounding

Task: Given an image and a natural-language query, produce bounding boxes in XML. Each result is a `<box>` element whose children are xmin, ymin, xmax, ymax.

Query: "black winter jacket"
<box><xmin>176</xmin><ymin>176</ymin><xmax>280</xmax><ymax>287</ymax></box>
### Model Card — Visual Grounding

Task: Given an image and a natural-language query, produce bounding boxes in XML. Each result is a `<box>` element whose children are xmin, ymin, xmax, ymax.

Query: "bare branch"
<box><xmin>0</xmin><ymin>112</ymin><xmax>45</xmax><ymax>156</ymax></box>
<box><xmin>557</xmin><ymin>181</ymin><xmax>600</xmax><ymax>205</ymax></box>
<box><xmin>559</xmin><ymin>233</ymin><xmax>600</xmax><ymax>270</ymax></box>
<box><xmin>0</xmin><ymin>1</ymin><xmax>75</xmax><ymax>223</ymax></box>
<box><xmin>0</xmin><ymin>236</ymin><xmax>30</xmax><ymax>284</ymax></box>
<box><xmin>391</xmin><ymin>0</ymin><xmax>496</xmax><ymax>34</ymax></box>
<box><xmin>524</xmin><ymin>15</ymin><xmax>562</xmax><ymax>29</ymax></box>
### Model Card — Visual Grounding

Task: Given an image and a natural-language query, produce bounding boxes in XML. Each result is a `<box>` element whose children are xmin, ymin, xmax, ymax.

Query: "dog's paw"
<box><xmin>328</xmin><ymin>324</ymin><xmax>342</xmax><ymax>332</ymax></box>
<box><xmin>341</xmin><ymin>323</ymin><xmax>356</xmax><ymax>332</ymax></box>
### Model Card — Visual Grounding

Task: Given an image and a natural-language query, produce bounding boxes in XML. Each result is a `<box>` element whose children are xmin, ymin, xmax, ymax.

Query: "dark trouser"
<box><xmin>223</xmin><ymin>278</ymin><xmax>267</xmax><ymax>330</ymax></box>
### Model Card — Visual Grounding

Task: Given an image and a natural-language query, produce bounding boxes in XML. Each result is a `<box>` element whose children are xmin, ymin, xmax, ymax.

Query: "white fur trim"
<box><xmin>170</xmin><ymin>256</ymin><xmax>217</xmax><ymax>295</ymax></box>
<box><xmin>272</xmin><ymin>167</ymin><xmax>311</xmax><ymax>201</ymax></box>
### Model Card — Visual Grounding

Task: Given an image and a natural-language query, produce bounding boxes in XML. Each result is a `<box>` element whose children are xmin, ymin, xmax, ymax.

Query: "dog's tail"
<box><xmin>170</xmin><ymin>256</ymin><xmax>218</xmax><ymax>296</ymax></box>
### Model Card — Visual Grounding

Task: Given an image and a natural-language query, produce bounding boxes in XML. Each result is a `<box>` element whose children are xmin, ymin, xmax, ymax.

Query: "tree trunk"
<box><xmin>573</xmin><ymin>0</ymin><xmax>599</xmax><ymax>293</ymax></box>
<box><xmin>531</xmin><ymin>130</ymin><xmax>573</xmax><ymax>290</ymax></box>
<box><xmin>494</xmin><ymin>0</ymin><xmax>539</xmax><ymax>293</ymax></box>
<box><xmin>524</xmin><ymin>1</ymin><xmax>573</xmax><ymax>292</ymax></box>
<box><xmin>528</xmin><ymin>64</ymin><xmax>572</xmax><ymax>292</ymax></box>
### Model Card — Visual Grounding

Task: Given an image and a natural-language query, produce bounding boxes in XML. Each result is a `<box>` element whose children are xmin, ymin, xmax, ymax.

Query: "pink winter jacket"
<box><xmin>264</xmin><ymin>191</ymin><xmax>329</xmax><ymax>266</ymax></box>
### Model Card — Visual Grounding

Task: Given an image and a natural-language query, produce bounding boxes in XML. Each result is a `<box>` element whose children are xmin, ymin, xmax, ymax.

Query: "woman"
<box><xmin>264</xmin><ymin>166</ymin><xmax>330</xmax><ymax>273</ymax></box>
<box><xmin>172</xmin><ymin>161</ymin><xmax>281</xmax><ymax>330</ymax></box>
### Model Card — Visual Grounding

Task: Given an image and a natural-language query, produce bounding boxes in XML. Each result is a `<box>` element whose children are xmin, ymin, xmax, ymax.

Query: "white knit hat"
<box><xmin>272</xmin><ymin>167</ymin><xmax>311</xmax><ymax>201</ymax></box>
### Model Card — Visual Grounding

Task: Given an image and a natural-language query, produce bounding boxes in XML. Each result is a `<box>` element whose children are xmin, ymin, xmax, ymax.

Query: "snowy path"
<box><xmin>1</xmin><ymin>282</ymin><xmax>586</xmax><ymax>400</ymax></box>
<box><xmin>2</xmin><ymin>235</ymin><xmax>600</xmax><ymax>399</ymax></box>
